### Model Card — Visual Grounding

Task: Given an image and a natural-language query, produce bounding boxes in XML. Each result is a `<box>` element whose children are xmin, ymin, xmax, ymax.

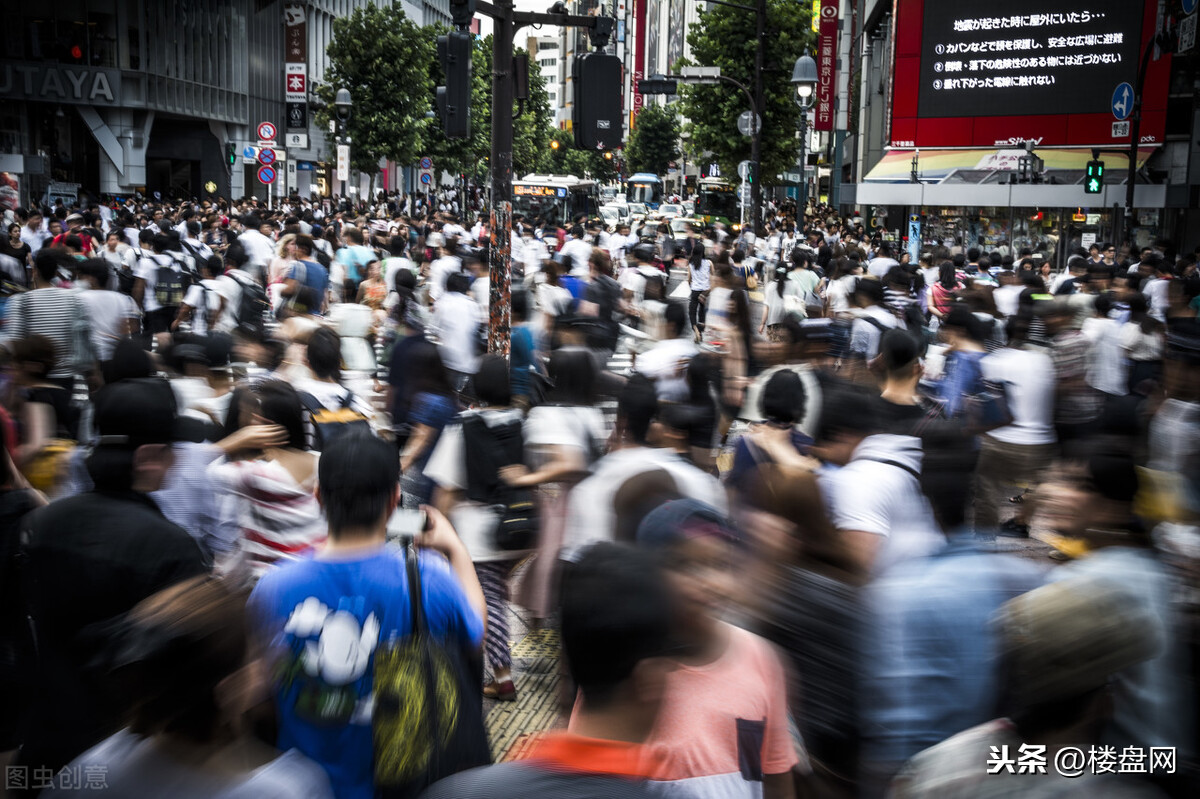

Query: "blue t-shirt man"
<box><xmin>289</xmin><ymin>259</ymin><xmax>330</xmax><ymax>315</ymax></box>
<box><xmin>249</xmin><ymin>548</ymin><xmax>483</xmax><ymax>799</ymax></box>
<box><xmin>337</xmin><ymin>244</ymin><xmax>376</xmax><ymax>286</ymax></box>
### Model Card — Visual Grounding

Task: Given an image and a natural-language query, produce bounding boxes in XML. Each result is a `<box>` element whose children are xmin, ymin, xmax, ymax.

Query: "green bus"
<box><xmin>695</xmin><ymin>178</ymin><xmax>739</xmax><ymax>229</ymax></box>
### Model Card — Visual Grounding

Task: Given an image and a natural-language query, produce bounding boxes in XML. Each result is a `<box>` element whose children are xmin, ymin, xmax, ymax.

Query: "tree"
<box><xmin>677</xmin><ymin>0</ymin><xmax>813</xmax><ymax>187</ymax></box>
<box><xmin>624</xmin><ymin>102</ymin><xmax>680</xmax><ymax>176</ymax></box>
<box><xmin>316</xmin><ymin>5</ymin><xmax>433</xmax><ymax>174</ymax></box>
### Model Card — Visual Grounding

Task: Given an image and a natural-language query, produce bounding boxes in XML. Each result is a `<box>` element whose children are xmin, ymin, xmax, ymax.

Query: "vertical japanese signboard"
<box><xmin>632</xmin><ymin>0</ymin><xmax>646</xmax><ymax>126</ymax></box>
<box><xmin>284</xmin><ymin>4</ymin><xmax>307</xmax><ymax>132</ymax></box>
<box><xmin>815</xmin><ymin>0</ymin><xmax>838</xmax><ymax>131</ymax></box>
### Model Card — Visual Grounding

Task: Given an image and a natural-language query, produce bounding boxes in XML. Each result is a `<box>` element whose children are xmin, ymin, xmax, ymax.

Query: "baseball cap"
<box><xmin>93</xmin><ymin>378</ymin><xmax>189</xmax><ymax>448</ymax></box>
<box><xmin>636</xmin><ymin>498</ymin><xmax>739</xmax><ymax>550</ymax></box>
<box><xmin>997</xmin><ymin>575</ymin><xmax>1162</xmax><ymax>707</ymax></box>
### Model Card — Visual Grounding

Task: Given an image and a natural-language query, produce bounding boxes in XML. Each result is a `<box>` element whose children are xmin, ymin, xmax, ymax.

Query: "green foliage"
<box><xmin>546</xmin><ymin>130</ymin><xmax>618</xmax><ymax>182</ymax></box>
<box><xmin>625</xmin><ymin>102</ymin><xmax>680</xmax><ymax>176</ymax></box>
<box><xmin>316</xmin><ymin>5</ymin><xmax>434</xmax><ymax>173</ymax></box>
<box><xmin>677</xmin><ymin>0</ymin><xmax>814</xmax><ymax>186</ymax></box>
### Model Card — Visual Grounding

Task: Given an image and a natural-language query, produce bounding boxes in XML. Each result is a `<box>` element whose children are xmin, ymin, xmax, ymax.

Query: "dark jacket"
<box><xmin>16</xmin><ymin>489</ymin><xmax>207</xmax><ymax>778</ymax></box>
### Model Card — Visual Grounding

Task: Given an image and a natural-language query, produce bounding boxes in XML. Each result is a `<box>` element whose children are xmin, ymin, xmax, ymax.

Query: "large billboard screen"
<box><xmin>890</xmin><ymin>0</ymin><xmax>1171</xmax><ymax>148</ymax></box>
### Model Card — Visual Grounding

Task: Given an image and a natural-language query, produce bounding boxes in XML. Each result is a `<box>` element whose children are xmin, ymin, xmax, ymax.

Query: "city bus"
<box><xmin>624</xmin><ymin>173</ymin><xmax>664</xmax><ymax>210</ymax></box>
<box><xmin>695</xmin><ymin>178</ymin><xmax>738</xmax><ymax>228</ymax></box>
<box><xmin>512</xmin><ymin>174</ymin><xmax>601</xmax><ymax>225</ymax></box>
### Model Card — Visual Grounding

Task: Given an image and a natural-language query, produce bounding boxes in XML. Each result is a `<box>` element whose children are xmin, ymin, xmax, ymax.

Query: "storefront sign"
<box><xmin>0</xmin><ymin>63</ymin><xmax>119</xmax><ymax>104</ymax></box>
<box><xmin>284</xmin><ymin>4</ymin><xmax>308</xmax><ymax>131</ymax></box>
<box><xmin>815</xmin><ymin>0</ymin><xmax>839</xmax><ymax>132</ymax></box>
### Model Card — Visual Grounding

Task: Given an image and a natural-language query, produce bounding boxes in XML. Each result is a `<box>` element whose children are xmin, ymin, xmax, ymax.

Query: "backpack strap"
<box><xmin>858</xmin><ymin>457</ymin><xmax>921</xmax><ymax>481</ymax></box>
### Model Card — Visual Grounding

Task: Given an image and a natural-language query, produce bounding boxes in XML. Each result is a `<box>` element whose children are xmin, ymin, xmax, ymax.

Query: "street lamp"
<box><xmin>791</xmin><ymin>55</ymin><xmax>817</xmax><ymax>220</ymax></box>
<box><xmin>334</xmin><ymin>88</ymin><xmax>352</xmax><ymax>203</ymax></box>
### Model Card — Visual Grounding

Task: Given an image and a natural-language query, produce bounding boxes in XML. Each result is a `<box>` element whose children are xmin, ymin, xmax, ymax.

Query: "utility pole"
<box><xmin>474</xmin><ymin>1</ymin><xmax>609</xmax><ymax>356</ymax></box>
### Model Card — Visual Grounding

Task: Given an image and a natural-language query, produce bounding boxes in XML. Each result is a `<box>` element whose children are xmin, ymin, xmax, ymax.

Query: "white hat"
<box><xmin>426</xmin><ymin>232</ymin><xmax>445</xmax><ymax>248</ymax></box>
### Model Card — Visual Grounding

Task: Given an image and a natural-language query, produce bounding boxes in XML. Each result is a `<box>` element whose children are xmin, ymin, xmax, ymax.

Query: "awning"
<box><xmin>863</xmin><ymin>148</ymin><xmax>1156</xmax><ymax>184</ymax></box>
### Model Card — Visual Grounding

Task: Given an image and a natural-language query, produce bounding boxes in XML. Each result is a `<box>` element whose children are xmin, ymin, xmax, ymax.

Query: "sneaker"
<box><xmin>483</xmin><ymin>679</ymin><xmax>517</xmax><ymax>702</ymax></box>
<box><xmin>998</xmin><ymin>518</ymin><xmax>1030</xmax><ymax>538</ymax></box>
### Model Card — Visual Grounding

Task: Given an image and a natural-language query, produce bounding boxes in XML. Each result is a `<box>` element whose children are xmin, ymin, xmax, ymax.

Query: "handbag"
<box><xmin>372</xmin><ymin>543</ymin><xmax>491</xmax><ymax>797</ymax></box>
<box><xmin>965</xmin><ymin>378</ymin><xmax>1013</xmax><ymax>434</ymax></box>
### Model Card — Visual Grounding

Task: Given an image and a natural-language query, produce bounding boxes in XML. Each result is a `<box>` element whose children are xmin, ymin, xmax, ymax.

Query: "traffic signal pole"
<box><xmin>473</xmin><ymin>1</ymin><xmax>607</xmax><ymax>356</ymax></box>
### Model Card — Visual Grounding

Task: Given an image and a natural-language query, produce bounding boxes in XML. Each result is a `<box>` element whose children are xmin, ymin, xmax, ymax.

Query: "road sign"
<box><xmin>242</xmin><ymin>145</ymin><xmax>256</xmax><ymax>159</ymax></box>
<box><xmin>285</xmin><ymin>132</ymin><xmax>308</xmax><ymax>149</ymax></box>
<box><xmin>257</xmin><ymin>147</ymin><xmax>277</xmax><ymax>166</ymax></box>
<box><xmin>257</xmin><ymin>165</ymin><xmax>277</xmax><ymax>184</ymax></box>
<box><xmin>420</xmin><ymin>173</ymin><xmax>432</xmax><ymax>185</ymax></box>
<box><xmin>737</xmin><ymin>111</ymin><xmax>761</xmax><ymax>137</ymax></box>
<box><xmin>680</xmin><ymin>66</ymin><xmax>720</xmax><ymax>78</ymax></box>
<box><xmin>1181</xmin><ymin>12</ymin><xmax>1197</xmax><ymax>53</ymax></box>
<box><xmin>1111</xmin><ymin>83</ymin><xmax>1133</xmax><ymax>121</ymax></box>
<box><xmin>420</xmin><ymin>156</ymin><xmax>433</xmax><ymax>170</ymax></box>
<box><xmin>257</xmin><ymin>121</ymin><xmax>277</xmax><ymax>142</ymax></box>
<box><xmin>738</xmin><ymin>184</ymin><xmax>752</xmax><ymax>203</ymax></box>
<box><xmin>1184</xmin><ymin>0</ymin><xmax>1197</xmax><ymax>15</ymax></box>
<box><xmin>336</xmin><ymin>145</ymin><xmax>350</xmax><ymax>182</ymax></box>
<box><xmin>1112</xmin><ymin>121</ymin><xmax>1130</xmax><ymax>139</ymax></box>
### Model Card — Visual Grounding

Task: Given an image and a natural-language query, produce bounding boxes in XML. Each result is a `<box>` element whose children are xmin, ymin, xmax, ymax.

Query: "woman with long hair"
<box><xmin>761</xmin><ymin>262</ymin><xmax>804</xmax><ymax>340</ymax></box>
<box><xmin>208</xmin><ymin>380</ymin><xmax>324</xmax><ymax>582</ymax></box>
<box><xmin>928</xmin><ymin>262</ymin><xmax>963</xmax><ymax>322</ymax></box>
<box><xmin>399</xmin><ymin>340</ymin><xmax>460</xmax><ymax>508</ymax></box>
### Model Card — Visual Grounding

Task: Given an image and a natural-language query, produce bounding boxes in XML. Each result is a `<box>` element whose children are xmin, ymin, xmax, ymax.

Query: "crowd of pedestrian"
<box><xmin>0</xmin><ymin>189</ymin><xmax>1196</xmax><ymax>798</ymax></box>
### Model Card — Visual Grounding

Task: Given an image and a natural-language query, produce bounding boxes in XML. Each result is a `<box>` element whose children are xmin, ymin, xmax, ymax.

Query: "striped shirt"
<box><xmin>1</xmin><ymin>287</ymin><xmax>90</xmax><ymax>378</ymax></box>
<box><xmin>207</xmin><ymin>455</ymin><xmax>326</xmax><ymax>581</ymax></box>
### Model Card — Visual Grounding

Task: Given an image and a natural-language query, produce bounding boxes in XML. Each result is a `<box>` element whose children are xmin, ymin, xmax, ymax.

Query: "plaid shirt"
<box><xmin>1050</xmin><ymin>330</ymin><xmax>1104</xmax><ymax>424</ymax></box>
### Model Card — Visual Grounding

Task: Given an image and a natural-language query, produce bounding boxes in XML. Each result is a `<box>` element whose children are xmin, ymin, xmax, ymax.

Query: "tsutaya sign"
<box><xmin>0</xmin><ymin>63</ymin><xmax>120</xmax><ymax>104</ymax></box>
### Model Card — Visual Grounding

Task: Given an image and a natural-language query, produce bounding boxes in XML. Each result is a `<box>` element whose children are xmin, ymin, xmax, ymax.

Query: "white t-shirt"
<box><xmin>134</xmin><ymin>252</ymin><xmax>181</xmax><ymax>313</ymax></box>
<box><xmin>181</xmin><ymin>279</ymin><xmax>222</xmax><ymax>335</ymax></box>
<box><xmin>79</xmin><ymin>290</ymin><xmax>139</xmax><ymax>361</ymax></box>
<box><xmin>993</xmin><ymin>284</ymin><xmax>1024</xmax><ymax>318</ymax></box>
<box><xmin>819</xmin><ymin>434</ymin><xmax>942</xmax><ymax>577</ymax></box>
<box><xmin>431</xmin><ymin>290</ymin><xmax>483</xmax><ymax>374</ymax></box>
<box><xmin>1081</xmin><ymin>316</ymin><xmax>1128</xmax><ymax>396</ymax></box>
<box><xmin>423</xmin><ymin>409</ymin><xmax>530</xmax><ymax>562</ymax></box>
<box><xmin>980</xmin><ymin>347</ymin><xmax>1057</xmax><ymax>446</ymax></box>
<box><xmin>562</xmin><ymin>446</ymin><xmax>727</xmax><ymax>561</ymax></box>
<box><xmin>636</xmin><ymin>337</ymin><xmax>699</xmax><ymax>401</ymax></box>
<box><xmin>867</xmin><ymin>256</ymin><xmax>900</xmax><ymax>278</ymax></box>
<box><xmin>688</xmin><ymin>259</ymin><xmax>712</xmax><ymax>292</ymax></box>
<box><xmin>428</xmin><ymin>255</ymin><xmax>461</xmax><ymax>304</ymax></box>
<box><xmin>849</xmin><ymin>305</ymin><xmax>901</xmax><ymax>360</ymax></box>
<box><xmin>212</xmin><ymin>272</ymin><xmax>247</xmax><ymax>334</ymax></box>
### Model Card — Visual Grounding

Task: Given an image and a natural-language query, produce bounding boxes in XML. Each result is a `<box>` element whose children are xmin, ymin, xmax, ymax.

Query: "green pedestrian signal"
<box><xmin>1085</xmin><ymin>160</ymin><xmax>1104</xmax><ymax>194</ymax></box>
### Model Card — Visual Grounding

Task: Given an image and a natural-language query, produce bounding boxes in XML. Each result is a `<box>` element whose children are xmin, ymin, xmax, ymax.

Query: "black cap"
<box><xmin>93</xmin><ymin>378</ymin><xmax>187</xmax><ymax>448</ymax></box>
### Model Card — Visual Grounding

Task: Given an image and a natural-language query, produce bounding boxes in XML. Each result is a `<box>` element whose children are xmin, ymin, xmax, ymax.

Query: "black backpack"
<box><xmin>298</xmin><ymin>390</ymin><xmax>373</xmax><ymax>451</ymax></box>
<box><xmin>153</xmin><ymin>257</ymin><xmax>191</xmax><ymax>309</ymax></box>
<box><xmin>461</xmin><ymin>413</ymin><xmax>537</xmax><ymax>551</ymax></box>
<box><xmin>230</xmin><ymin>272</ymin><xmax>269</xmax><ymax>338</ymax></box>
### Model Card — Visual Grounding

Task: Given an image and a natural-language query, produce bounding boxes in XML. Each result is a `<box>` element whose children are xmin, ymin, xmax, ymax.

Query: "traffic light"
<box><xmin>745</xmin><ymin>161</ymin><xmax>757</xmax><ymax>183</ymax></box>
<box><xmin>225</xmin><ymin>143</ymin><xmax>237</xmax><ymax>166</ymax></box>
<box><xmin>638</xmin><ymin>74</ymin><xmax>678</xmax><ymax>95</ymax></box>
<box><xmin>436</xmin><ymin>31</ymin><xmax>472</xmax><ymax>140</ymax></box>
<box><xmin>449</xmin><ymin>0</ymin><xmax>476</xmax><ymax>29</ymax></box>
<box><xmin>1085</xmin><ymin>159</ymin><xmax>1104</xmax><ymax>194</ymax></box>
<box><xmin>573</xmin><ymin>53</ymin><xmax>623</xmax><ymax>151</ymax></box>
<box><xmin>551</xmin><ymin>139</ymin><xmax>560</xmax><ymax>150</ymax></box>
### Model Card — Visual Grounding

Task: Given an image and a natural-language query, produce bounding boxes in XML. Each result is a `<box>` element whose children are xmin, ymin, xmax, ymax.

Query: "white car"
<box><xmin>602</xmin><ymin>203</ymin><xmax>631</xmax><ymax>226</ymax></box>
<box><xmin>599</xmin><ymin>206</ymin><xmax>621</xmax><ymax>228</ymax></box>
<box><xmin>627</xmin><ymin>202</ymin><xmax>649</xmax><ymax>222</ymax></box>
<box><xmin>658</xmin><ymin>203</ymin><xmax>683</xmax><ymax>219</ymax></box>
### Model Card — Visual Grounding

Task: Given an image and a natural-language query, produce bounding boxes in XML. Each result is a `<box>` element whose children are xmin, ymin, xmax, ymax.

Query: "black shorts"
<box><xmin>146</xmin><ymin>307</ymin><xmax>175</xmax><ymax>335</ymax></box>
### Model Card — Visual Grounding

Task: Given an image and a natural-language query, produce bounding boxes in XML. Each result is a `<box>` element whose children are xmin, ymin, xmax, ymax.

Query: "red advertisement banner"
<box><xmin>815</xmin><ymin>0</ymin><xmax>839</xmax><ymax>131</ymax></box>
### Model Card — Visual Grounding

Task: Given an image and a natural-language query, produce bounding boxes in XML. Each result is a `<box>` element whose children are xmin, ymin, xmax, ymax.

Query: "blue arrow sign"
<box><xmin>242</xmin><ymin>145</ymin><xmax>256</xmax><ymax>159</ymax></box>
<box><xmin>1184</xmin><ymin>0</ymin><xmax>1197</xmax><ymax>16</ymax></box>
<box><xmin>1111</xmin><ymin>82</ymin><xmax>1133</xmax><ymax>121</ymax></box>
